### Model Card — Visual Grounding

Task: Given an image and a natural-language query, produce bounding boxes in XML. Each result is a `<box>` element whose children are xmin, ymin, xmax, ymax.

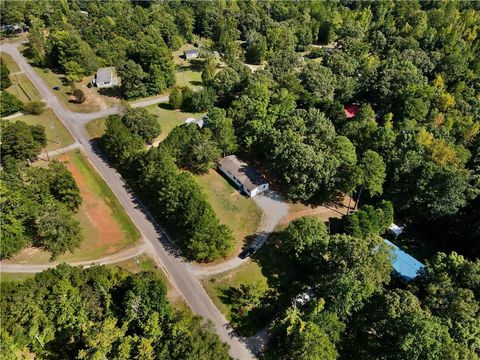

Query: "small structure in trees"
<box><xmin>184</xmin><ymin>49</ymin><xmax>199</xmax><ymax>60</ymax></box>
<box><xmin>93</xmin><ymin>67</ymin><xmax>118</xmax><ymax>88</ymax></box>
<box><xmin>344</xmin><ymin>104</ymin><xmax>360</xmax><ymax>118</ymax></box>
<box><xmin>184</xmin><ymin>117</ymin><xmax>204</xmax><ymax>128</ymax></box>
<box><xmin>218</xmin><ymin>155</ymin><xmax>269</xmax><ymax>197</ymax></box>
<box><xmin>384</xmin><ymin>239</ymin><xmax>424</xmax><ymax>281</ymax></box>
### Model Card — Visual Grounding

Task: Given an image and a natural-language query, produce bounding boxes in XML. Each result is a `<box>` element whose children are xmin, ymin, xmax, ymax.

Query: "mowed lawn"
<box><xmin>1</xmin><ymin>52</ymin><xmax>20</xmax><ymax>72</ymax></box>
<box><xmin>5</xmin><ymin>150</ymin><xmax>140</xmax><ymax>264</ymax></box>
<box><xmin>146</xmin><ymin>104</ymin><xmax>204</xmax><ymax>142</ymax></box>
<box><xmin>13</xmin><ymin>109</ymin><xmax>75</xmax><ymax>152</ymax></box>
<box><xmin>194</xmin><ymin>169</ymin><xmax>262</xmax><ymax>255</ymax></box>
<box><xmin>85</xmin><ymin>116</ymin><xmax>107</xmax><ymax>139</ymax></box>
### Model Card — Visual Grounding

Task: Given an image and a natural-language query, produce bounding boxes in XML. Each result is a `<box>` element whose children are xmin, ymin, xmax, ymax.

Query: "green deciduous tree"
<box><xmin>121</xmin><ymin>108</ymin><xmax>161</xmax><ymax>144</ymax></box>
<box><xmin>0</xmin><ymin>92</ymin><xmax>23</xmax><ymax>117</ymax></box>
<box><xmin>0</xmin><ymin>58</ymin><xmax>12</xmax><ymax>90</ymax></box>
<box><xmin>0</xmin><ymin>120</ymin><xmax>46</xmax><ymax>162</ymax></box>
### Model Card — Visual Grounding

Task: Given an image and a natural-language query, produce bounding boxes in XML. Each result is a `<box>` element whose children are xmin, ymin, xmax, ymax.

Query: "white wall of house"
<box><xmin>218</xmin><ymin>166</ymin><xmax>269</xmax><ymax>197</ymax></box>
<box><xmin>96</xmin><ymin>77</ymin><xmax>117</xmax><ymax>89</ymax></box>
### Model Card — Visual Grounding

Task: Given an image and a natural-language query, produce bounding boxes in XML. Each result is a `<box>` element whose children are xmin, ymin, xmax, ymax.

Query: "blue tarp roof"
<box><xmin>384</xmin><ymin>239</ymin><xmax>424</xmax><ymax>281</ymax></box>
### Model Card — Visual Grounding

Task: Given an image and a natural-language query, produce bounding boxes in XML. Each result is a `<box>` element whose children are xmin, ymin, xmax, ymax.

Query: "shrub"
<box><xmin>72</xmin><ymin>89</ymin><xmax>85</xmax><ymax>104</ymax></box>
<box><xmin>0</xmin><ymin>91</ymin><xmax>23</xmax><ymax>117</ymax></box>
<box><xmin>23</xmin><ymin>100</ymin><xmax>46</xmax><ymax>115</ymax></box>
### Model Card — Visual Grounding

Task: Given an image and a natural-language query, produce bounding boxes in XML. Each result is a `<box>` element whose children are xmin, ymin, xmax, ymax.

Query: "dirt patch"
<box><xmin>284</xmin><ymin>196</ymin><xmax>355</xmax><ymax>225</ymax></box>
<box><xmin>59</xmin><ymin>154</ymin><xmax>123</xmax><ymax>253</ymax></box>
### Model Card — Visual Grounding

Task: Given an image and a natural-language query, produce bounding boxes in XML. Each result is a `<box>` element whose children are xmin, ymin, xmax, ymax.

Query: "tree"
<box><xmin>64</xmin><ymin>60</ymin><xmax>85</xmax><ymax>83</ymax></box>
<box><xmin>0</xmin><ymin>120</ymin><xmax>46</xmax><ymax>162</ymax></box>
<box><xmin>245</xmin><ymin>31</ymin><xmax>267</xmax><ymax>64</ymax></box>
<box><xmin>169</xmin><ymin>86</ymin><xmax>183</xmax><ymax>109</ymax></box>
<box><xmin>23</xmin><ymin>100</ymin><xmax>46</xmax><ymax>115</ymax></box>
<box><xmin>0</xmin><ymin>92</ymin><xmax>23</xmax><ymax>117</ymax></box>
<box><xmin>355</xmin><ymin>150</ymin><xmax>386</xmax><ymax>208</ymax></box>
<box><xmin>102</xmin><ymin>115</ymin><xmax>144</xmax><ymax>169</ymax></box>
<box><xmin>300</xmin><ymin>62</ymin><xmax>337</xmax><ymax>105</ymax></box>
<box><xmin>182</xmin><ymin>87</ymin><xmax>217</xmax><ymax>113</ymax></box>
<box><xmin>201</xmin><ymin>55</ymin><xmax>217</xmax><ymax>86</ymax></box>
<box><xmin>1</xmin><ymin>58</ymin><xmax>12</xmax><ymax>89</ymax></box>
<box><xmin>47</xmin><ymin>160</ymin><xmax>82</xmax><ymax>211</ymax></box>
<box><xmin>72</xmin><ymin>89</ymin><xmax>86</xmax><ymax>104</ymax></box>
<box><xmin>205</xmin><ymin>107</ymin><xmax>238</xmax><ymax>155</ymax></box>
<box><xmin>34</xmin><ymin>201</ymin><xmax>82</xmax><ymax>259</ymax></box>
<box><xmin>279</xmin><ymin>216</ymin><xmax>329</xmax><ymax>265</ymax></box>
<box><xmin>121</xmin><ymin>108</ymin><xmax>161</xmax><ymax>144</ymax></box>
<box><xmin>118</xmin><ymin>60</ymin><xmax>148</xmax><ymax>99</ymax></box>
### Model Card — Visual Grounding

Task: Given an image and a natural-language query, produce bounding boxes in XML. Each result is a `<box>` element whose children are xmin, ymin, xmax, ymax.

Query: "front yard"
<box><xmin>194</xmin><ymin>169</ymin><xmax>262</xmax><ymax>256</ymax></box>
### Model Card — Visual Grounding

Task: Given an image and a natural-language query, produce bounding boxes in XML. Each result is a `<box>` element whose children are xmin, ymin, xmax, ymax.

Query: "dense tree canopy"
<box><xmin>0</xmin><ymin>265</ymin><xmax>230</xmax><ymax>359</ymax></box>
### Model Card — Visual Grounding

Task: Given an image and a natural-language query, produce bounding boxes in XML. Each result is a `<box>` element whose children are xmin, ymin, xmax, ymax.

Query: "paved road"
<box><xmin>0</xmin><ymin>243</ymin><xmax>147</xmax><ymax>273</ymax></box>
<box><xmin>1</xmin><ymin>43</ymin><xmax>255</xmax><ymax>360</ymax></box>
<box><xmin>192</xmin><ymin>190</ymin><xmax>288</xmax><ymax>277</ymax></box>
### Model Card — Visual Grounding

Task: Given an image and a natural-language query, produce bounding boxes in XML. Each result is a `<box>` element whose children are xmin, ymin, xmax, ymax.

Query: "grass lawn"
<box><xmin>1</xmin><ymin>52</ymin><xmax>21</xmax><ymax>72</ymax></box>
<box><xmin>5</xmin><ymin>72</ymin><xmax>41</xmax><ymax>103</ymax></box>
<box><xmin>85</xmin><ymin>116</ymin><xmax>108</xmax><ymax>139</ymax></box>
<box><xmin>194</xmin><ymin>169</ymin><xmax>262</xmax><ymax>255</ymax></box>
<box><xmin>203</xmin><ymin>261</ymin><xmax>269</xmax><ymax>335</ymax></box>
<box><xmin>5</xmin><ymin>150</ymin><xmax>140</xmax><ymax>264</ymax></box>
<box><xmin>146</xmin><ymin>103</ymin><xmax>205</xmax><ymax>142</ymax></box>
<box><xmin>13</xmin><ymin>109</ymin><xmax>75</xmax><ymax>152</ymax></box>
<box><xmin>175</xmin><ymin>66</ymin><xmax>202</xmax><ymax>89</ymax></box>
<box><xmin>0</xmin><ymin>273</ymin><xmax>35</xmax><ymax>283</ymax></box>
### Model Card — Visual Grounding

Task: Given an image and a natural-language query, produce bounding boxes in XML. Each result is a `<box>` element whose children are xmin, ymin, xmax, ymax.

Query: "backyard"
<box><xmin>2</xmin><ymin>51</ymin><xmax>41</xmax><ymax>104</ymax></box>
<box><xmin>4</xmin><ymin>150</ymin><xmax>140</xmax><ymax>264</ymax></box>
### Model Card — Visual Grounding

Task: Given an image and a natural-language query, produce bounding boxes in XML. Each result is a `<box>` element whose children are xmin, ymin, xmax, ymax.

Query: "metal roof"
<box><xmin>95</xmin><ymin>67</ymin><xmax>114</xmax><ymax>84</ymax></box>
<box><xmin>384</xmin><ymin>239</ymin><xmax>424</xmax><ymax>281</ymax></box>
<box><xmin>184</xmin><ymin>49</ymin><xmax>199</xmax><ymax>56</ymax></box>
<box><xmin>218</xmin><ymin>155</ymin><xmax>268</xmax><ymax>192</ymax></box>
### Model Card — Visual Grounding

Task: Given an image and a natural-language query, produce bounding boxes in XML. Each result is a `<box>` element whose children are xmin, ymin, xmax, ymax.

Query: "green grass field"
<box><xmin>14</xmin><ymin>109</ymin><xmax>75</xmax><ymax>152</ymax></box>
<box><xmin>146</xmin><ymin>103</ymin><xmax>204</xmax><ymax>142</ymax></box>
<box><xmin>194</xmin><ymin>170</ymin><xmax>262</xmax><ymax>254</ymax></box>
<box><xmin>1</xmin><ymin>52</ymin><xmax>21</xmax><ymax>72</ymax></box>
<box><xmin>0</xmin><ymin>273</ymin><xmax>35</xmax><ymax>283</ymax></box>
<box><xmin>175</xmin><ymin>66</ymin><xmax>202</xmax><ymax>89</ymax></box>
<box><xmin>5</xmin><ymin>150</ymin><xmax>140</xmax><ymax>264</ymax></box>
<box><xmin>85</xmin><ymin>116</ymin><xmax>107</xmax><ymax>139</ymax></box>
<box><xmin>5</xmin><ymin>73</ymin><xmax>41</xmax><ymax>103</ymax></box>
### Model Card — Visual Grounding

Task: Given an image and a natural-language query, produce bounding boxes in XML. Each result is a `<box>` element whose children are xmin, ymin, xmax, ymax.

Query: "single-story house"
<box><xmin>218</xmin><ymin>155</ymin><xmax>269</xmax><ymax>197</ymax></box>
<box><xmin>184</xmin><ymin>117</ymin><xmax>204</xmax><ymax>128</ymax></box>
<box><xmin>93</xmin><ymin>67</ymin><xmax>117</xmax><ymax>88</ymax></box>
<box><xmin>184</xmin><ymin>49</ymin><xmax>199</xmax><ymax>60</ymax></box>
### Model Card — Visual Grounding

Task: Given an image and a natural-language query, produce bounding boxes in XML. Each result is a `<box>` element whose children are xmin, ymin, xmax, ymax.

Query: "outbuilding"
<box><xmin>93</xmin><ymin>67</ymin><xmax>118</xmax><ymax>88</ymax></box>
<box><xmin>184</xmin><ymin>49</ymin><xmax>199</xmax><ymax>60</ymax></box>
<box><xmin>218</xmin><ymin>155</ymin><xmax>269</xmax><ymax>197</ymax></box>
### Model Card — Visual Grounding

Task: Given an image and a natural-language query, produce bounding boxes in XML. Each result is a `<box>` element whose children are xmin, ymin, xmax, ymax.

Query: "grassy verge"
<box><xmin>194</xmin><ymin>169</ymin><xmax>262</xmax><ymax>254</ymax></box>
<box><xmin>1</xmin><ymin>52</ymin><xmax>21</xmax><ymax>72</ymax></box>
<box><xmin>14</xmin><ymin>109</ymin><xmax>75</xmax><ymax>152</ymax></box>
<box><xmin>85</xmin><ymin>116</ymin><xmax>107</xmax><ymax>139</ymax></box>
<box><xmin>5</xmin><ymin>150</ymin><xmax>140</xmax><ymax>264</ymax></box>
<box><xmin>0</xmin><ymin>273</ymin><xmax>35</xmax><ymax>283</ymax></box>
<box><xmin>5</xmin><ymin>72</ymin><xmax>41</xmax><ymax>103</ymax></box>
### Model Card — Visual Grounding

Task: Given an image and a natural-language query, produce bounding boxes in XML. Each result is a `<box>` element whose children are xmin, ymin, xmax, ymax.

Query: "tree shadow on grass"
<box><xmin>158</xmin><ymin>102</ymin><xmax>174</xmax><ymax>111</ymax></box>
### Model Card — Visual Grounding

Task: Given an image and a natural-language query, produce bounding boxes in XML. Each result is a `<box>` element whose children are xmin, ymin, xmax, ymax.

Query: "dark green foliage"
<box><xmin>0</xmin><ymin>58</ymin><xmax>12</xmax><ymax>89</ymax></box>
<box><xmin>136</xmin><ymin>149</ymin><xmax>233</xmax><ymax>261</ymax></box>
<box><xmin>118</xmin><ymin>60</ymin><xmax>148</xmax><ymax>100</ymax></box>
<box><xmin>181</xmin><ymin>87</ymin><xmax>217</xmax><ymax>113</ymax></box>
<box><xmin>169</xmin><ymin>86</ymin><xmax>183</xmax><ymax>109</ymax></box>
<box><xmin>0</xmin><ymin>265</ymin><xmax>230</xmax><ymax>359</ymax></box>
<box><xmin>0</xmin><ymin>91</ymin><xmax>23</xmax><ymax>117</ymax></box>
<box><xmin>161</xmin><ymin>124</ymin><xmax>221</xmax><ymax>174</ymax></box>
<box><xmin>0</xmin><ymin>120</ymin><xmax>46</xmax><ymax>163</ymax></box>
<box><xmin>205</xmin><ymin>107</ymin><xmax>238</xmax><ymax>155</ymax></box>
<box><xmin>343</xmin><ymin>201</ymin><xmax>394</xmax><ymax>239</ymax></box>
<box><xmin>102</xmin><ymin>115</ymin><xmax>144</xmax><ymax>169</ymax></box>
<box><xmin>121</xmin><ymin>107</ymin><xmax>161</xmax><ymax>144</ymax></box>
<box><xmin>23</xmin><ymin>100</ymin><xmax>46</xmax><ymax>115</ymax></box>
<box><xmin>0</xmin><ymin>160</ymin><xmax>83</xmax><ymax>259</ymax></box>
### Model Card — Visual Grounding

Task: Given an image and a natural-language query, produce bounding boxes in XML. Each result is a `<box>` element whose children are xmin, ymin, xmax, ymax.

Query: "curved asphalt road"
<box><xmin>1</xmin><ymin>43</ymin><xmax>254</xmax><ymax>360</ymax></box>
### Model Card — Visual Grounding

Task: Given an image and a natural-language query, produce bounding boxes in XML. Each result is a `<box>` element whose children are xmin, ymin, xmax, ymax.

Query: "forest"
<box><xmin>1</xmin><ymin>0</ymin><xmax>479</xmax><ymax>359</ymax></box>
<box><xmin>1</xmin><ymin>265</ymin><xmax>230</xmax><ymax>359</ymax></box>
<box><xmin>2</xmin><ymin>0</ymin><xmax>478</xmax><ymax>257</ymax></box>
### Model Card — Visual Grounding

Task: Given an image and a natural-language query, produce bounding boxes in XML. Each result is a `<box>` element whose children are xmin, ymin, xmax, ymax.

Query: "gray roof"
<box><xmin>95</xmin><ymin>67</ymin><xmax>114</xmax><ymax>83</ymax></box>
<box><xmin>184</xmin><ymin>49</ymin><xmax>199</xmax><ymax>56</ymax></box>
<box><xmin>218</xmin><ymin>155</ymin><xmax>267</xmax><ymax>191</ymax></box>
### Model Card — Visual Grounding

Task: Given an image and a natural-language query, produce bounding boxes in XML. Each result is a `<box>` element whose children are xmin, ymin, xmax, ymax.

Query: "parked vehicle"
<box><xmin>238</xmin><ymin>247</ymin><xmax>256</xmax><ymax>259</ymax></box>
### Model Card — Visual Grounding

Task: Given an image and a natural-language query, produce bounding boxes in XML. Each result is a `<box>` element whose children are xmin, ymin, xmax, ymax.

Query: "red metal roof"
<box><xmin>344</xmin><ymin>104</ymin><xmax>360</xmax><ymax>118</ymax></box>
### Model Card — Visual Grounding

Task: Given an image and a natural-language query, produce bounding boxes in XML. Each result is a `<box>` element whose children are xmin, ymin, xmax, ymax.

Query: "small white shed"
<box><xmin>218</xmin><ymin>155</ymin><xmax>269</xmax><ymax>197</ymax></box>
<box><xmin>184</xmin><ymin>49</ymin><xmax>199</xmax><ymax>60</ymax></box>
